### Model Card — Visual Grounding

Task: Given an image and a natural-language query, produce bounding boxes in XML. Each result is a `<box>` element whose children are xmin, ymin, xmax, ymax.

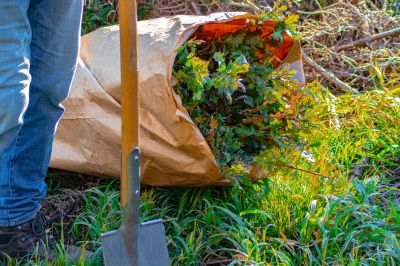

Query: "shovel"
<box><xmin>100</xmin><ymin>0</ymin><xmax>170</xmax><ymax>265</ymax></box>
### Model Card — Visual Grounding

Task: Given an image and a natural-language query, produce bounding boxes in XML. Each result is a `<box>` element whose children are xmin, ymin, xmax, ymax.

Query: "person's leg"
<box><xmin>0</xmin><ymin>0</ymin><xmax>32</xmax><ymax>226</ymax></box>
<box><xmin>0</xmin><ymin>0</ymin><xmax>83</xmax><ymax>227</ymax></box>
<box><xmin>0</xmin><ymin>0</ymin><xmax>83</xmax><ymax>258</ymax></box>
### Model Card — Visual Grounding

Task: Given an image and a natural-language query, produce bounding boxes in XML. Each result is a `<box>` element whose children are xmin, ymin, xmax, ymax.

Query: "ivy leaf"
<box><xmin>244</xmin><ymin>96</ymin><xmax>254</xmax><ymax>107</ymax></box>
<box><xmin>272</xmin><ymin>27</ymin><xmax>284</xmax><ymax>44</ymax></box>
<box><xmin>214</xmin><ymin>52</ymin><xmax>225</xmax><ymax>66</ymax></box>
<box><xmin>223</xmin><ymin>152</ymin><xmax>231</xmax><ymax>162</ymax></box>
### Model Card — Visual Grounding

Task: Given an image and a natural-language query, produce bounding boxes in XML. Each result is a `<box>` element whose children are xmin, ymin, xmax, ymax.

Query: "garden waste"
<box><xmin>50</xmin><ymin>12</ymin><xmax>304</xmax><ymax>186</ymax></box>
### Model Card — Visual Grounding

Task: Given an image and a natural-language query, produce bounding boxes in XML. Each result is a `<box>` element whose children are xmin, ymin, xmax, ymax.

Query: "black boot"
<box><xmin>0</xmin><ymin>212</ymin><xmax>53</xmax><ymax>259</ymax></box>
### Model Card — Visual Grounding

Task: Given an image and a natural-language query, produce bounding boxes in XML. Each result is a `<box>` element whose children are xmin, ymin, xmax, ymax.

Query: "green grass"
<box><xmin>4</xmin><ymin>85</ymin><xmax>399</xmax><ymax>265</ymax></box>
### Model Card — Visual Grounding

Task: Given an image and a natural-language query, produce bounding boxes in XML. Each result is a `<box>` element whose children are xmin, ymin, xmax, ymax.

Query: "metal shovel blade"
<box><xmin>101</xmin><ymin>149</ymin><xmax>170</xmax><ymax>266</ymax></box>
<box><xmin>101</xmin><ymin>219</ymin><xmax>170</xmax><ymax>266</ymax></box>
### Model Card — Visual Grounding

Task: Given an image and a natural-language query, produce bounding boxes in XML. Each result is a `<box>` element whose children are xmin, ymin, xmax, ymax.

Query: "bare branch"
<box><xmin>302</xmin><ymin>50</ymin><xmax>360</xmax><ymax>95</ymax></box>
<box><xmin>333</xmin><ymin>27</ymin><xmax>400</xmax><ymax>52</ymax></box>
<box><xmin>190</xmin><ymin>1</ymin><xmax>202</xmax><ymax>15</ymax></box>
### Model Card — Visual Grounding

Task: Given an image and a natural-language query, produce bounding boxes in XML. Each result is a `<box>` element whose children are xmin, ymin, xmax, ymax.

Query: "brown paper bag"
<box><xmin>50</xmin><ymin>13</ymin><xmax>304</xmax><ymax>186</ymax></box>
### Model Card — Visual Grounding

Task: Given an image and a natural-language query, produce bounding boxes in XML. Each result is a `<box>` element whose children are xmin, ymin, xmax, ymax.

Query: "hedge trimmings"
<box><xmin>173</xmin><ymin>11</ymin><xmax>315</xmax><ymax>176</ymax></box>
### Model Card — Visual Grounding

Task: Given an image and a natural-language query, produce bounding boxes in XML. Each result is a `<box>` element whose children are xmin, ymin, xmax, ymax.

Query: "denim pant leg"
<box><xmin>0</xmin><ymin>0</ymin><xmax>83</xmax><ymax>226</ymax></box>
<box><xmin>0</xmin><ymin>0</ymin><xmax>32</xmax><ymax>226</ymax></box>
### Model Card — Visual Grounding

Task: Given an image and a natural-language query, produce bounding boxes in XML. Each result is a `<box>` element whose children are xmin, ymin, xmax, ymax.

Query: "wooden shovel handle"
<box><xmin>119</xmin><ymin>0</ymin><xmax>139</xmax><ymax>206</ymax></box>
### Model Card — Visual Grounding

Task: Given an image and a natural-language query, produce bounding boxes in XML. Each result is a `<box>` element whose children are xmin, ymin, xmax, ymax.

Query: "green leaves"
<box><xmin>172</xmin><ymin>4</ymin><xmax>310</xmax><ymax>179</ymax></box>
<box><xmin>212</xmin><ymin>52</ymin><xmax>250</xmax><ymax>103</ymax></box>
<box><xmin>174</xmin><ymin>41</ymin><xmax>210</xmax><ymax>102</ymax></box>
<box><xmin>285</xmin><ymin>14</ymin><xmax>299</xmax><ymax>35</ymax></box>
<box><xmin>272</xmin><ymin>21</ymin><xmax>285</xmax><ymax>44</ymax></box>
<box><xmin>173</xmin><ymin>21</ymin><xmax>316</xmax><ymax>175</ymax></box>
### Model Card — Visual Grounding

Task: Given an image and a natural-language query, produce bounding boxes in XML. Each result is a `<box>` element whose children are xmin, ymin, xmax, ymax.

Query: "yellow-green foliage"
<box><xmin>8</xmin><ymin>62</ymin><xmax>400</xmax><ymax>266</ymax></box>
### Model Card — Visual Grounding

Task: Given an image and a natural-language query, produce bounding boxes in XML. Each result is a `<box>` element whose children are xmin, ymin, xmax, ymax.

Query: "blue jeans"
<box><xmin>0</xmin><ymin>0</ymin><xmax>83</xmax><ymax>226</ymax></box>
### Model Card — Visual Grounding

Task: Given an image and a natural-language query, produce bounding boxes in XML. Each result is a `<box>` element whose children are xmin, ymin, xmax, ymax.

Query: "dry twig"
<box><xmin>299</xmin><ymin>1</ymin><xmax>400</xmax><ymax>92</ymax></box>
<box><xmin>334</xmin><ymin>27</ymin><xmax>400</xmax><ymax>52</ymax></box>
<box><xmin>190</xmin><ymin>1</ymin><xmax>202</xmax><ymax>15</ymax></box>
<box><xmin>302</xmin><ymin>50</ymin><xmax>360</xmax><ymax>94</ymax></box>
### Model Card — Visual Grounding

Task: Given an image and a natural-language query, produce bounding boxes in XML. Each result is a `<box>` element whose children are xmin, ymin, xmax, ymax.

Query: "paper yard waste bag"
<box><xmin>50</xmin><ymin>13</ymin><xmax>304</xmax><ymax>186</ymax></box>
